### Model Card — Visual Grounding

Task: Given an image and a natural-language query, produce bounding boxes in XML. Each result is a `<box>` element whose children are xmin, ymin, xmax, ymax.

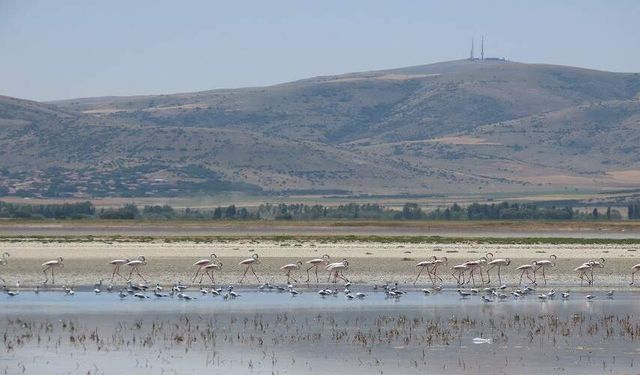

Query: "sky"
<box><xmin>1</xmin><ymin>0</ymin><xmax>639</xmax><ymax>101</ymax></box>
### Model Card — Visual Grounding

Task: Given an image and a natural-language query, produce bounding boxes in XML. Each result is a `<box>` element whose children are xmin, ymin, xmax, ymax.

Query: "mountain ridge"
<box><xmin>2</xmin><ymin>60</ymin><xmax>640</xmax><ymax>198</ymax></box>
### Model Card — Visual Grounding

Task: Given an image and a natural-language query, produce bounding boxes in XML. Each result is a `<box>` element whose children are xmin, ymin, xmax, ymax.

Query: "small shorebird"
<box><xmin>42</xmin><ymin>257</ymin><xmax>64</xmax><ymax>285</ymax></box>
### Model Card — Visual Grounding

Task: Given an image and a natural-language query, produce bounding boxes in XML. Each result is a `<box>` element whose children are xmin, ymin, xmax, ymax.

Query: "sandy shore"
<box><xmin>2</xmin><ymin>239</ymin><xmax>639</xmax><ymax>287</ymax></box>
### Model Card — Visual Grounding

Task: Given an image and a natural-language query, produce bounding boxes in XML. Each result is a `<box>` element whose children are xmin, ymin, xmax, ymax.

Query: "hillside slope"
<box><xmin>1</xmin><ymin>60</ymin><xmax>640</xmax><ymax>198</ymax></box>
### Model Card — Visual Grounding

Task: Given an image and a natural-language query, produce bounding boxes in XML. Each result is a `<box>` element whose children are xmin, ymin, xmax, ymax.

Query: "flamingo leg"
<box><xmin>51</xmin><ymin>267</ymin><xmax>55</xmax><ymax>285</ymax></box>
<box><xmin>542</xmin><ymin>267</ymin><xmax>547</xmax><ymax>286</ymax></box>
<box><xmin>485</xmin><ymin>265</ymin><xmax>495</xmax><ymax>284</ymax></box>
<box><xmin>205</xmin><ymin>270</ymin><xmax>215</xmax><ymax>284</ymax></box>
<box><xmin>519</xmin><ymin>270</ymin><xmax>525</xmax><ymax>285</ymax></box>
<box><xmin>305</xmin><ymin>266</ymin><xmax>313</xmax><ymax>283</ymax></box>
<box><xmin>497</xmin><ymin>266</ymin><xmax>502</xmax><ymax>285</ymax></box>
<box><xmin>250</xmin><ymin>265</ymin><xmax>260</xmax><ymax>283</ymax></box>
<box><xmin>527</xmin><ymin>270</ymin><xmax>535</xmax><ymax>284</ymax></box>
<box><xmin>335</xmin><ymin>271</ymin><xmax>349</xmax><ymax>283</ymax></box>
<box><xmin>43</xmin><ymin>267</ymin><xmax>50</xmax><ymax>284</ymax></box>
<box><xmin>414</xmin><ymin>267</ymin><xmax>424</xmax><ymax>285</ymax></box>
<box><xmin>192</xmin><ymin>268</ymin><xmax>201</xmax><ymax>283</ymax></box>
<box><xmin>239</xmin><ymin>266</ymin><xmax>250</xmax><ymax>283</ymax></box>
<box><xmin>136</xmin><ymin>267</ymin><xmax>147</xmax><ymax>282</ymax></box>
<box><xmin>315</xmin><ymin>266</ymin><xmax>319</xmax><ymax>283</ymax></box>
<box><xmin>631</xmin><ymin>269</ymin><xmax>638</xmax><ymax>285</ymax></box>
<box><xmin>111</xmin><ymin>267</ymin><xmax>117</xmax><ymax>283</ymax></box>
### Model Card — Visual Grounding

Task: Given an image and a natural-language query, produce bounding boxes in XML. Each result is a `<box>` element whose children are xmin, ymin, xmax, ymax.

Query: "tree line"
<box><xmin>0</xmin><ymin>200</ymin><xmax>634</xmax><ymax>221</ymax></box>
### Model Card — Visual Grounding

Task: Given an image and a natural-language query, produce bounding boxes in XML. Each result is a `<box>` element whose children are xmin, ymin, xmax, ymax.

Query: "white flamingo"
<box><xmin>462</xmin><ymin>256</ymin><xmax>488</xmax><ymax>286</ymax></box>
<box><xmin>239</xmin><ymin>254</ymin><xmax>260</xmax><ymax>283</ymax></box>
<box><xmin>451</xmin><ymin>263</ymin><xmax>470</xmax><ymax>285</ymax></box>
<box><xmin>326</xmin><ymin>259</ymin><xmax>349</xmax><ymax>283</ymax></box>
<box><xmin>427</xmin><ymin>256</ymin><xmax>447</xmax><ymax>284</ymax></box>
<box><xmin>0</xmin><ymin>252</ymin><xmax>9</xmax><ymax>283</ymax></box>
<box><xmin>42</xmin><ymin>257</ymin><xmax>64</xmax><ymax>285</ymax></box>
<box><xmin>192</xmin><ymin>253</ymin><xmax>218</xmax><ymax>284</ymax></box>
<box><xmin>280</xmin><ymin>261</ymin><xmax>303</xmax><ymax>283</ymax></box>
<box><xmin>202</xmin><ymin>261</ymin><xmax>223</xmax><ymax>284</ymax></box>
<box><xmin>485</xmin><ymin>257</ymin><xmax>511</xmax><ymax>285</ymax></box>
<box><xmin>577</xmin><ymin>258</ymin><xmax>604</xmax><ymax>286</ymax></box>
<box><xmin>126</xmin><ymin>256</ymin><xmax>147</xmax><ymax>282</ymax></box>
<box><xmin>533</xmin><ymin>254</ymin><xmax>557</xmax><ymax>286</ymax></box>
<box><xmin>414</xmin><ymin>256</ymin><xmax>436</xmax><ymax>285</ymax></box>
<box><xmin>109</xmin><ymin>258</ymin><xmax>130</xmax><ymax>283</ymax></box>
<box><xmin>575</xmin><ymin>263</ymin><xmax>593</xmax><ymax>286</ymax></box>
<box><xmin>630</xmin><ymin>263</ymin><xmax>640</xmax><ymax>285</ymax></box>
<box><xmin>515</xmin><ymin>261</ymin><xmax>537</xmax><ymax>285</ymax></box>
<box><xmin>304</xmin><ymin>254</ymin><xmax>330</xmax><ymax>282</ymax></box>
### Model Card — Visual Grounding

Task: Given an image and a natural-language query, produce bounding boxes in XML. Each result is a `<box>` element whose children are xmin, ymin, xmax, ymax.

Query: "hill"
<box><xmin>2</xmin><ymin>59</ymin><xmax>640</xmax><ymax>198</ymax></box>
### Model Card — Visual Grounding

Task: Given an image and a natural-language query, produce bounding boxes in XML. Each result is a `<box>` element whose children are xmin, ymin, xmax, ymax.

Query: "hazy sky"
<box><xmin>1</xmin><ymin>0</ymin><xmax>639</xmax><ymax>101</ymax></box>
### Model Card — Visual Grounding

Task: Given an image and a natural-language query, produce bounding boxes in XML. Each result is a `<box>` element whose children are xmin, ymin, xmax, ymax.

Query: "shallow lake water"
<box><xmin>2</xmin><ymin>288</ymin><xmax>640</xmax><ymax>374</ymax></box>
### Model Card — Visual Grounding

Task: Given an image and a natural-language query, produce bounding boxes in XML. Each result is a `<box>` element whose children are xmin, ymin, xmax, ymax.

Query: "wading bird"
<box><xmin>239</xmin><ymin>254</ymin><xmax>260</xmax><ymax>283</ymax></box>
<box><xmin>485</xmin><ymin>257</ymin><xmax>511</xmax><ymax>285</ymax></box>
<box><xmin>304</xmin><ymin>254</ymin><xmax>330</xmax><ymax>283</ymax></box>
<box><xmin>576</xmin><ymin>258</ymin><xmax>605</xmax><ymax>286</ymax></box>
<box><xmin>451</xmin><ymin>263</ymin><xmax>470</xmax><ymax>286</ymax></box>
<box><xmin>463</xmin><ymin>256</ymin><xmax>488</xmax><ymax>287</ymax></box>
<box><xmin>414</xmin><ymin>256</ymin><xmax>436</xmax><ymax>285</ymax></box>
<box><xmin>429</xmin><ymin>256</ymin><xmax>448</xmax><ymax>284</ymax></box>
<box><xmin>202</xmin><ymin>261</ymin><xmax>223</xmax><ymax>284</ymax></box>
<box><xmin>280</xmin><ymin>261</ymin><xmax>303</xmax><ymax>283</ymax></box>
<box><xmin>109</xmin><ymin>258</ymin><xmax>130</xmax><ymax>283</ymax></box>
<box><xmin>126</xmin><ymin>256</ymin><xmax>147</xmax><ymax>282</ymax></box>
<box><xmin>42</xmin><ymin>257</ymin><xmax>64</xmax><ymax>285</ymax></box>
<box><xmin>326</xmin><ymin>259</ymin><xmax>349</xmax><ymax>283</ymax></box>
<box><xmin>533</xmin><ymin>254</ymin><xmax>557</xmax><ymax>286</ymax></box>
<box><xmin>630</xmin><ymin>262</ymin><xmax>640</xmax><ymax>285</ymax></box>
<box><xmin>0</xmin><ymin>252</ymin><xmax>9</xmax><ymax>283</ymax></box>
<box><xmin>192</xmin><ymin>253</ymin><xmax>218</xmax><ymax>284</ymax></box>
<box><xmin>515</xmin><ymin>261</ymin><xmax>537</xmax><ymax>285</ymax></box>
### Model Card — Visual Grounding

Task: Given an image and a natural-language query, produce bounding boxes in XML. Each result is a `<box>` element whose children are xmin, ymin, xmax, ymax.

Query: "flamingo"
<box><xmin>238</xmin><ymin>254</ymin><xmax>260</xmax><ymax>283</ymax></box>
<box><xmin>109</xmin><ymin>258</ymin><xmax>130</xmax><ymax>283</ymax></box>
<box><xmin>463</xmin><ymin>256</ymin><xmax>488</xmax><ymax>286</ymax></box>
<box><xmin>326</xmin><ymin>259</ymin><xmax>349</xmax><ymax>283</ymax></box>
<box><xmin>429</xmin><ymin>256</ymin><xmax>448</xmax><ymax>284</ymax></box>
<box><xmin>280</xmin><ymin>261</ymin><xmax>303</xmax><ymax>283</ymax></box>
<box><xmin>515</xmin><ymin>261</ymin><xmax>537</xmax><ymax>285</ymax></box>
<box><xmin>588</xmin><ymin>258</ymin><xmax>605</xmax><ymax>286</ymax></box>
<box><xmin>0</xmin><ymin>252</ymin><xmax>9</xmax><ymax>283</ymax></box>
<box><xmin>42</xmin><ymin>257</ymin><xmax>64</xmax><ymax>285</ymax></box>
<box><xmin>202</xmin><ymin>261</ymin><xmax>223</xmax><ymax>284</ymax></box>
<box><xmin>533</xmin><ymin>254</ymin><xmax>557</xmax><ymax>286</ymax></box>
<box><xmin>304</xmin><ymin>254</ymin><xmax>330</xmax><ymax>282</ymax></box>
<box><xmin>485</xmin><ymin>257</ymin><xmax>511</xmax><ymax>285</ymax></box>
<box><xmin>630</xmin><ymin>263</ymin><xmax>640</xmax><ymax>285</ymax></box>
<box><xmin>192</xmin><ymin>253</ymin><xmax>218</xmax><ymax>284</ymax></box>
<box><xmin>451</xmin><ymin>263</ymin><xmax>470</xmax><ymax>286</ymax></box>
<box><xmin>414</xmin><ymin>256</ymin><xmax>436</xmax><ymax>284</ymax></box>
<box><xmin>126</xmin><ymin>256</ymin><xmax>147</xmax><ymax>282</ymax></box>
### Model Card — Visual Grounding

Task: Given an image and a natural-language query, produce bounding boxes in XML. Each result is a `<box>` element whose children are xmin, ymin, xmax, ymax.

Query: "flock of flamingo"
<box><xmin>1</xmin><ymin>251</ymin><xmax>640</xmax><ymax>290</ymax></box>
